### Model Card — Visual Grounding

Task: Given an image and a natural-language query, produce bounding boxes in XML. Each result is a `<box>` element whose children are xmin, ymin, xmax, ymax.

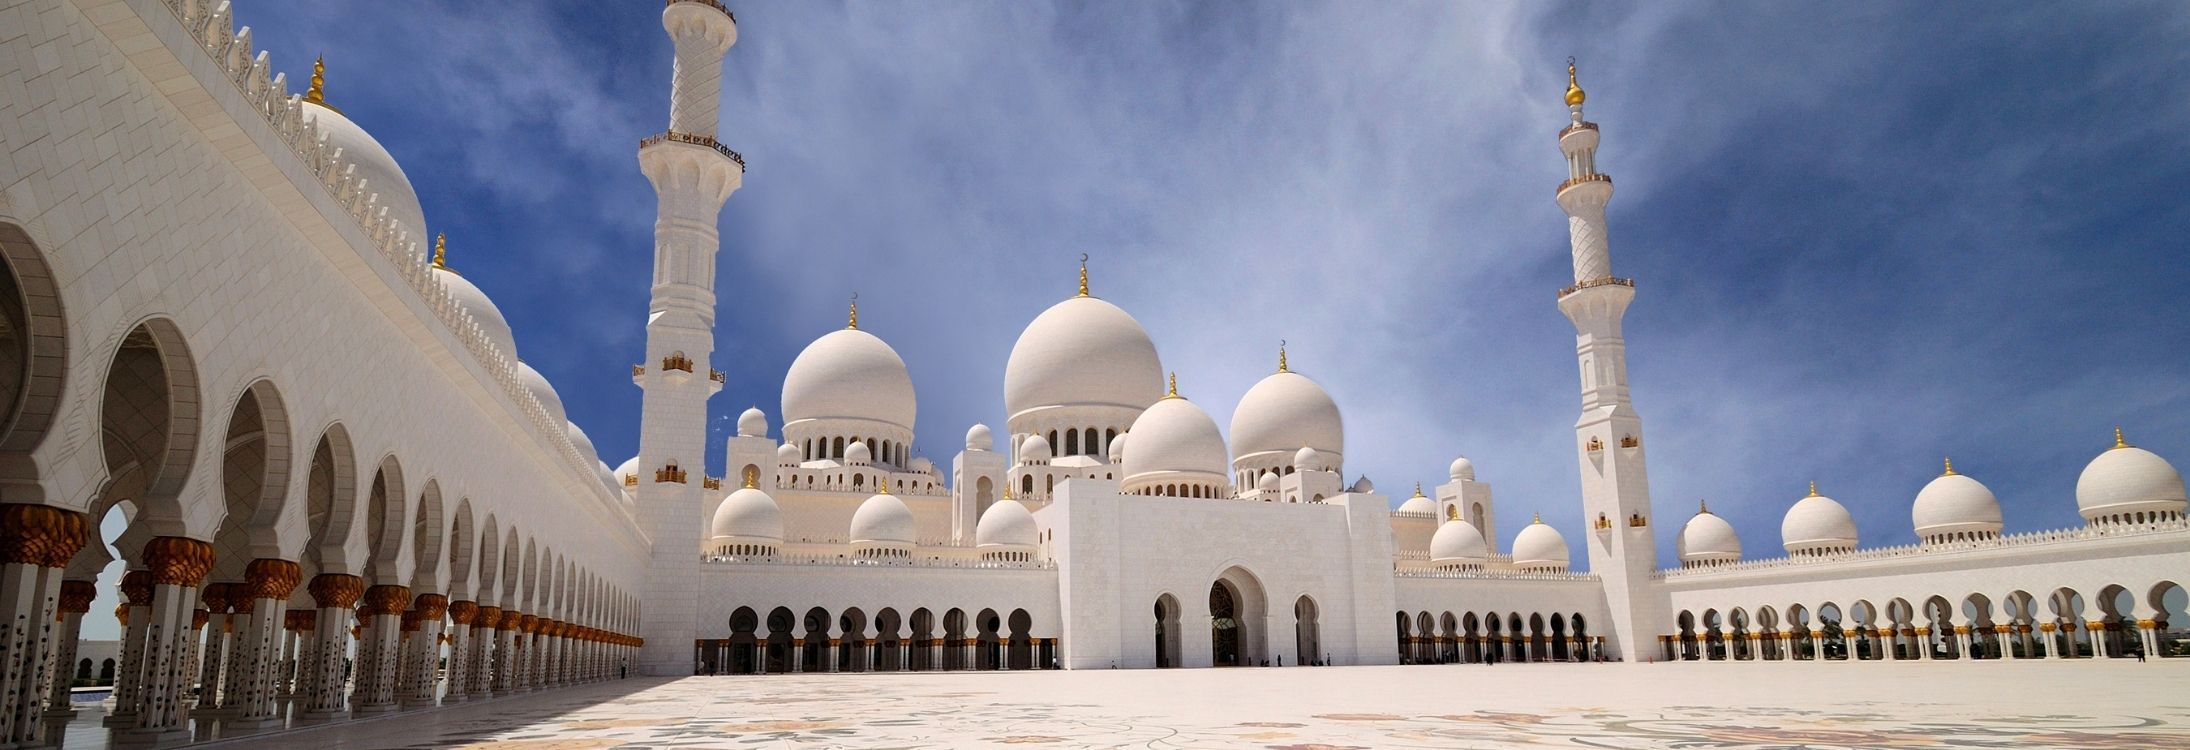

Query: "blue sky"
<box><xmin>227</xmin><ymin>1</ymin><xmax>2190</xmax><ymax>566</ymax></box>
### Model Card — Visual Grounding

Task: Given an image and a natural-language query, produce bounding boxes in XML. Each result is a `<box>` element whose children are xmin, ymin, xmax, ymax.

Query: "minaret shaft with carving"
<box><xmin>1553</xmin><ymin>62</ymin><xmax>1661</xmax><ymax>662</ymax></box>
<box><xmin>634</xmin><ymin>0</ymin><xmax>741</xmax><ymax>677</ymax></box>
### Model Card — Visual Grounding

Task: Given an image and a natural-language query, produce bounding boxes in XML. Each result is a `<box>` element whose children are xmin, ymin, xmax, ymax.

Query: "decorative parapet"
<box><xmin>1559</xmin><ymin>121</ymin><xmax>1600</xmax><ymax>138</ymax></box>
<box><xmin>623</xmin><ymin>473</ymin><xmax>638</xmax><ymax>488</ymax></box>
<box><xmin>1655</xmin><ymin>517</ymin><xmax>2190</xmax><ymax>580</ymax></box>
<box><xmin>1558</xmin><ymin>275</ymin><xmax>1634</xmax><ymax>299</ymax></box>
<box><xmin>661</xmin><ymin>354</ymin><xmax>694</xmax><ymax>373</ymax></box>
<box><xmin>639</xmin><ymin>130</ymin><xmax>747</xmax><ymax>169</ymax></box>
<box><xmin>703</xmin><ymin>552</ymin><xmax>1054</xmax><ymax>571</ymax></box>
<box><xmin>667</xmin><ymin>0</ymin><xmax>735</xmax><ymax>20</ymax></box>
<box><xmin>149</xmin><ymin>0</ymin><xmax>619</xmax><ymax>512</ymax></box>
<box><xmin>709</xmin><ymin>368</ymin><xmax>727</xmax><ymax>383</ymax></box>
<box><xmin>655</xmin><ymin>464</ymin><xmax>689</xmax><ymax>484</ymax></box>
<box><xmin>1395</xmin><ymin>569</ymin><xmax>1601</xmax><ymax>583</ymax></box>
<box><xmin>701</xmin><ymin>476</ymin><xmax>722</xmax><ymax>490</ymax></box>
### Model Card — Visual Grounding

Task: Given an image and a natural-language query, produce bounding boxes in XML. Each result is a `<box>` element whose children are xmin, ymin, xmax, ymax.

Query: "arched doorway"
<box><xmin>1153</xmin><ymin>594</ymin><xmax>1181</xmax><ymax>668</ymax></box>
<box><xmin>1209</xmin><ymin>566</ymin><xmax>1268</xmax><ymax>667</ymax></box>
<box><xmin>1294</xmin><ymin>596</ymin><xmax>1320</xmax><ymax>666</ymax></box>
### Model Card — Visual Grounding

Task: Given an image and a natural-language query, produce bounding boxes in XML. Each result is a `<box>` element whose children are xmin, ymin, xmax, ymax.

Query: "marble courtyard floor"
<box><xmin>178</xmin><ymin>661</ymin><xmax>2189</xmax><ymax>749</ymax></box>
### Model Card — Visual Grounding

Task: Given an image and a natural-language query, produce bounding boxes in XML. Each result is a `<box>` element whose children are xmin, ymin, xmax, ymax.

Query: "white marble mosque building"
<box><xmin>0</xmin><ymin>0</ymin><xmax>2184</xmax><ymax>746</ymax></box>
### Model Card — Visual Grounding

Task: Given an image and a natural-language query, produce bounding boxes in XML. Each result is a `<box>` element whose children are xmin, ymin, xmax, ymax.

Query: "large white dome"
<box><xmin>1677</xmin><ymin>506</ymin><xmax>1741</xmax><ymax>565</ymax></box>
<box><xmin>517</xmin><ymin>362</ymin><xmax>564</xmax><ymax>424</ymax></box>
<box><xmin>1003</xmin><ymin>296</ymin><xmax>1163</xmax><ymax>420</ymax></box>
<box><xmin>1120</xmin><ymin>394</ymin><xmax>1229</xmax><ymax>491</ymax></box>
<box><xmin>710</xmin><ymin>486</ymin><xmax>784</xmax><ymax>544</ymax></box>
<box><xmin>849</xmin><ymin>491</ymin><xmax>917</xmax><ymax>545</ymax></box>
<box><xmin>1429</xmin><ymin>519</ymin><xmax>1490</xmax><ymax>565</ymax></box>
<box><xmin>1230</xmin><ymin>370</ymin><xmax>1343</xmax><ymax>468</ymax></box>
<box><xmin>1511</xmin><ymin>517</ymin><xmax>1570</xmax><ymax>571</ymax></box>
<box><xmin>2076</xmin><ymin>435</ymin><xmax>2187</xmax><ymax>523</ymax></box>
<box><xmin>1781</xmin><ymin>485</ymin><xmax>1858</xmax><ymax>555</ymax></box>
<box><xmin>975</xmin><ymin>500</ymin><xmax>1038</xmax><ymax>551</ymax></box>
<box><xmin>782</xmin><ymin>328</ymin><xmax>915</xmax><ymax>431</ymax></box>
<box><xmin>430</xmin><ymin>267</ymin><xmax>517</xmax><ymax>358</ymax></box>
<box><xmin>303</xmin><ymin>101</ymin><xmax>427</xmax><ymax>245</ymax></box>
<box><xmin>1912</xmin><ymin>462</ymin><xmax>2003</xmax><ymax>542</ymax></box>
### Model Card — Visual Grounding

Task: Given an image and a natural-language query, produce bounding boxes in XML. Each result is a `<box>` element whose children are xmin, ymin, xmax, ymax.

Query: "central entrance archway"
<box><xmin>1208</xmin><ymin>566</ymin><xmax>1268</xmax><ymax>667</ymax></box>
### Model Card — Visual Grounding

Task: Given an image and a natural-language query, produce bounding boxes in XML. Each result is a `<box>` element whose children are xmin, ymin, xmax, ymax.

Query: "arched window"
<box><xmin>1104</xmin><ymin>428</ymin><xmax>1116</xmax><ymax>454</ymax></box>
<box><xmin>1082</xmin><ymin>428</ymin><xmax>1097</xmax><ymax>455</ymax></box>
<box><xmin>833</xmin><ymin>437</ymin><xmax>845</xmax><ymax>459</ymax></box>
<box><xmin>1065</xmin><ymin>430</ymin><xmax>1079</xmax><ymax>456</ymax></box>
<box><xmin>1047</xmin><ymin>430</ymin><xmax>1059</xmax><ymax>454</ymax></box>
<box><xmin>1022</xmin><ymin>475</ymin><xmax>1034</xmax><ymax>494</ymax></box>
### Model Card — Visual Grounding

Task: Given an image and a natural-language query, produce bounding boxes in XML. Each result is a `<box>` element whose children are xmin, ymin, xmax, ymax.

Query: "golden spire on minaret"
<box><xmin>1941</xmin><ymin>457</ymin><xmax>1957</xmax><ymax>476</ymax></box>
<box><xmin>1564</xmin><ymin>57</ymin><xmax>1586</xmax><ymax>107</ymax></box>
<box><xmin>1277</xmin><ymin>340</ymin><xmax>1289</xmax><ymax>373</ymax></box>
<box><xmin>1077</xmin><ymin>253</ymin><xmax>1090</xmax><ymax>298</ymax></box>
<box><xmin>431</xmin><ymin>233</ymin><xmax>450</xmax><ymax>272</ymax></box>
<box><xmin>846</xmin><ymin>293</ymin><xmax>859</xmax><ymax>330</ymax></box>
<box><xmin>741</xmin><ymin>471</ymin><xmax>757</xmax><ymax>489</ymax></box>
<box><xmin>2113</xmin><ymin>426</ymin><xmax>2130</xmax><ymax>450</ymax></box>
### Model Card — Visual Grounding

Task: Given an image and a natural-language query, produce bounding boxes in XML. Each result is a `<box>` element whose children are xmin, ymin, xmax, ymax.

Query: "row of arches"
<box><xmin>1395</xmin><ymin>611</ymin><xmax>1600</xmax><ymax>664</ymax></box>
<box><xmin>0</xmin><ymin>222</ymin><xmax>643</xmax><ymax>748</ymax></box>
<box><xmin>1668</xmin><ymin>581</ymin><xmax>2190</xmax><ymax>662</ymax></box>
<box><xmin>698</xmin><ymin>606</ymin><xmax>1054</xmax><ymax>674</ymax></box>
<box><xmin>799</xmin><ymin>435</ymin><xmax>909</xmax><ymax>468</ymax></box>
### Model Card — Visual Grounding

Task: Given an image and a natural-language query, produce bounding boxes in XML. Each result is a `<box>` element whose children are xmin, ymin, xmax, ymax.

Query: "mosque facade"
<box><xmin>0</xmin><ymin>0</ymin><xmax>2182</xmax><ymax>746</ymax></box>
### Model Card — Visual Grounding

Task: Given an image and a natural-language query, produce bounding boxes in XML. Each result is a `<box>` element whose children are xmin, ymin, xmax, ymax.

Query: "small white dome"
<box><xmin>782</xmin><ymin>328</ymin><xmax>916</xmax><ymax>431</ymax></box>
<box><xmin>1121</xmin><ymin>395</ymin><xmax>1229</xmax><ymax>491</ymax></box>
<box><xmin>1781</xmin><ymin>486</ymin><xmax>1858</xmax><ymax>555</ymax></box>
<box><xmin>1292</xmin><ymin>446</ymin><xmax>1323</xmax><ymax>473</ymax></box>
<box><xmin>1429</xmin><ymin>519</ymin><xmax>1490</xmax><ymax>565</ymax></box>
<box><xmin>433</xmin><ymin>268</ymin><xmax>517</xmax><ymax>359</ymax></box>
<box><xmin>1396</xmin><ymin>487</ymin><xmax>1436</xmax><ymax>516</ymax></box>
<box><xmin>565</xmin><ymin>422</ymin><xmax>599</xmax><ymax>466</ymax></box>
<box><xmin>910</xmin><ymin>456</ymin><xmax>936</xmax><ymax>475</ymax></box>
<box><xmin>1019</xmin><ymin>434</ymin><xmax>1052</xmax><ymax>464</ymax></box>
<box><xmin>776</xmin><ymin>443</ymin><xmax>800</xmax><ymax>466</ymax></box>
<box><xmin>2076</xmin><ymin>436</ymin><xmax>2187</xmax><ymax>523</ymax></box>
<box><xmin>1106</xmin><ymin>433</ymin><xmax>1128</xmax><ymax>463</ymax></box>
<box><xmin>1230</xmin><ymin>370</ymin><xmax>1343</xmax><ymax>468</ymax></box>
<box><xmin>974</xmin><ymin>500</ymin><xmax>1038</xmax><ymax>551</ymax></box>
<box><xmin>966</xmin><ymin>423</ymin><xmax>993</xmax><ymax>452</ymax></box>
<box><xmin>850</xmin><ymin>491</ymin><xmax>916</xmax><ymax>545</ymax></box>
<box><xmin>1004</xmin><ymin>296</ymin><xmax>1164</xmax><ymax>420</ymax></box>
<box><xmin>845</xmin><ymin>441</ymin><xmax>873</xmax><ymax>466</ymax></box>
<box><xmin>1912</xmin><ymin>462</ymin><xmax>2003</xmax><ymax>542</ymax></box>
<box><xmin>1511</xmin><ymin>518</ymin><xmax>1570</xmax><ymax>570</ymax></box>
<box><xmin>1350</xmin><ymin>476</ymin><xmax>1375</xmax><ymax>493</ymax></box>
<box><xmin>1448</xmin><ymin>456</ymin><xmax>1476</xmax><ymax>482</ymax></box>
<box><xmin>1257</xmin><ymin>471</ymin><xmax>1280</xmax><ymax>492</ymax></box>
<box><xmin>737</xmin><ymin>407</ymin><xmax>768</xmax><ymax>438</ymax></box>
<box><xmin>1678</xmin><ymin>507</ymin><xmax>1741</xmax><ymax>565</ymax></box>
<box><xmin>709</xmin><ymin>487</ymin><xmax>784</xmax><ymax>543</ymax></box>
<box><xmin>516</xmin><ymin>362</ymin><xmax>564</xmax><ymax>424</ymax></box>
<box><xmin>304</xmin><ymin>102</ymin><xmax>427</xmax><ymax>245</ymax></box>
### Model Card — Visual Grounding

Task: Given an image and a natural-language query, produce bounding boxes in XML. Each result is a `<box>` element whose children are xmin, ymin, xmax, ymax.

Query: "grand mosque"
<box><xmin>0</xmin><ymin>0</ymin><xmax>2182</xmax><ymax>747</ymax></box>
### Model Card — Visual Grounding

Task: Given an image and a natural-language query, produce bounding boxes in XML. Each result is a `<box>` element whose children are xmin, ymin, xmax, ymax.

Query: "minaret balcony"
<box><xmin>1557</xmin><ymin>275</ymin><xmax>1633</xmax><ymax>300</ymax></box>
<box><xmin>639</xmin><ymin>131</ymin><xmax>746</xmax><ymax>169</ymax></box>
<box><xmin>1556</xmin><ymin>172</ymin><xmax>1612</xmax><ymax>194</ymax></box>
<box><xmin>1559</xmin><ymin>121</ymin><xmax>1599</xmax><ymax>138</ymax></box>
<box><xmin>665</xmin><ymin>0</ymin><xmax>734</xmax><ymax>21</ymax></box>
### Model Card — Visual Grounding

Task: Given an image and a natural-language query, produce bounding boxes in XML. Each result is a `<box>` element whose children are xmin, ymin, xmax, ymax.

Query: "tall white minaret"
<box><xmin>634</xmin><ymin>0</ymin><xmax>741</xmax><ymax>676</ymax></box>
<box><xmin>1552</xmin><ymin>60</ymin><xmax>1662</xmax><ymax>661</ymax></box>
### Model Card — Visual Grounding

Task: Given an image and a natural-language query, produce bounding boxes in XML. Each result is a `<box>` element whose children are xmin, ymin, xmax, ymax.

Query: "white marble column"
<box><xmin>351</xmin><ymin>585</ymin><xmax>406</xmax><ymax>714</ymax></box>
<box><xmin>228</xmin><ymin>560</ymin><xmax>300</xmax><ymax>729</ymax></box>
<box><xmin>43</xmin><ymin>580</ymin><xmax>97</xmax><ymax>723</ymax></box>
<box><xmin>296</xmin><ymin>574</ymin><xmax>361</xmax><ymax>722</ymax></box>
<box><xmin>119</xmin><ymin>536</ymin><xmax>215</xmax><ymax>748</ymax></box>
<box><xmin>402</xmin><ymin>594</ymin><xmax>446</xmax><ymax>708</ymax></box>
<box><xmin>0</xmin><ymin>505</ymin><xmax>88</xmax><ymax>747</ymax></box>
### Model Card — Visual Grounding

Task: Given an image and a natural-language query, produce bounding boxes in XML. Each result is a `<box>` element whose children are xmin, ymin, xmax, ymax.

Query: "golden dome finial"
<box><xmin>1698</xmin><ymin>498</ymin><xmax>1709</xmax><ymax>514</ymax></box>
<box><xmin>1565</xmin><ymin>57</ymin><xmax>1586</xmax><ymax>107</ymax></box>
<box><xmin>1077</xmin><ymin>253</ymin><xmax>1090</xmax><ymax>298</ymax></box>
<box><xmin>1277</xmin><ymin>340</ymin><xmax>1289</xmax><ymax>373</ymax></box>
<box><xmin>1806</xmin><ymin>480</ymin><xmax>1818</xmax><ymax>498</ymax></box>
<box><xmin>741</xmin><ymin>470</ymin><xmax>757</xmax><ymax>490</ymax></box>
<box><xmin>1165</xmin><ymin>371</ymin><xmax>1179</xmax><ymax>399</ymax></box>
<box><xmin>1412</xmin><ymin>482</ymin><xmax>1423</xmax><ymax>498</ymax></box>
<box><xmin>1532</xmin><ymin>511</ymin><xmax>1543</xmax><ymax>524</ymax></box>
<box><xmin>1941</xmin><ymin>456</ymin><xmax>1956</xmax><ymax>476</ymax></box>
<box><xmin>2113</xmin><ymin>426</ymin><xmax>2129</xmax><ymax>450</ymax></box>
<box><xmin>431</xmin><ymin>233</ymin><xmax>450</xmax><ymax>271</ymax></box>
<box><xmin>846</xmin><ymin>292</ymin><xmax>858</xmax><ymax>330</ymax></box>
<box><xmin>307</xmin><ymin>55</ymin><xmax>328</xmax><ymax>106</ymax></box>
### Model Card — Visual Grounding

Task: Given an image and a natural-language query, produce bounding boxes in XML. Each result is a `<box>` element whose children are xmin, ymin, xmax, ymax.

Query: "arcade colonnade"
<box><xmin>1663</xmin><ymin>580</ymin><xmax>2190</xmax><ymax>663</ymax></box>
<box><xmin>1394</xmin><ymin>610</ymin><xmax>1604</xmax><ymax>665</ymax></box>
<box><xmin>699</xmin><ymin>605</ymin><xmax>1053</xmax><ymax>674</ymax></box>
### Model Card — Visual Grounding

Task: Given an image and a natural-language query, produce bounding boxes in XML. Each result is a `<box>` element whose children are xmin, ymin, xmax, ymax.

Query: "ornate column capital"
<box><xmin>0</xmin><ymin>503</ymin><xmax>88</xmax><ymax>567</ymax></box>
<box><xmin>200</xmin><ymin>582</ymin><xmax>235</xmax><ymax>613</ymax></box>
<box><xmin>413</xmin><ymin>593</ymin><xmax>449</xmax><ymax>621</ymax></box>
<box><xmin>519</xmin><ymin>614</ymin><xmax>539</xmax><ymax>634</ymax></box>
<box><xmin>191</xmin><ymin>609</ymin><xmax>210</xmax><ymax>630</ymax></box>
<box><xmin>244</xmin><ymin>558</ymin><xmax>303</xmax><ymax>600</ymax></box>
<box><xmin>476</xmin><ymin>605</ymin><xmax>501</xmax><ymax>627</ymax></box>
<box><xmin>306</xmin><ymin>573</ymin><xmax>364</xmax><ymax>609</ymax></box>
<box><xmin>498</xmin><ymin>610</ymin><xmax>523</xmax><ymax>630</ymax></box>
<box><xmin>359</xmin><ymin>584</ymin><xmax>411</xmax><ymax>616</ymax></box>
<box><xmin>120</xmin><ymin>569</ymin><xmax>155</xmax><ymax>604</ymax></box>
<box><xmin>143</xmin><ymin>536</ymin><xmax>216</xmax><ymax>586</ymax></box>
<box><xmin>58</xmin><ymin>579</ymin><xmax>96</xmax><ymax>614</ymax></box>
<box><xmin>449</xmin><ymin>601</ymin><xmax>478</xmax><ymax>625</ymax></box>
